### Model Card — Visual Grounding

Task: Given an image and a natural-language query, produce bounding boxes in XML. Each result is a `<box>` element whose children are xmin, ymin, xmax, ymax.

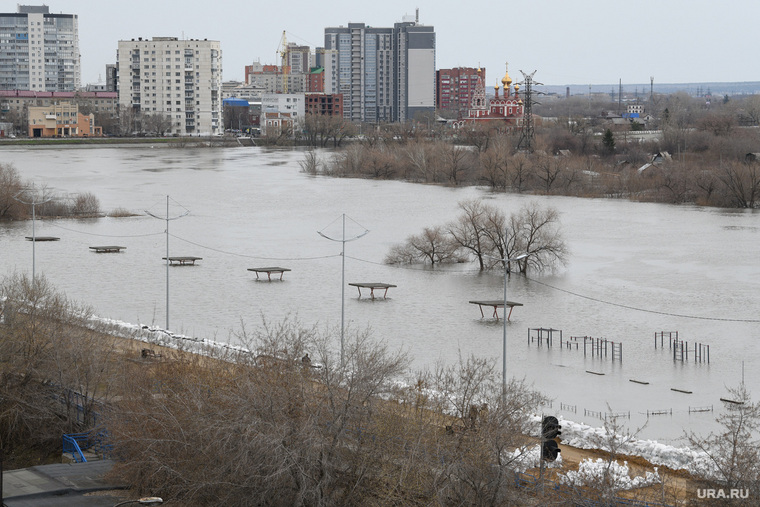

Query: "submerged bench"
<box><xmin>89</xmin><ymin>245</ymin><xmax>126</xmax><ymax>253</ymax></box>
<box><xmin>162</xmin><ymin>256</ymin><xmax>202</xmax><ymax>265</ymax></box>
<box><xmin>469</xmin><ymin>300</ymin><xmax>524</xmax><ymax>321</ymax></box>
<box><xmin>248</xmin><ymin>267</ymin><xmax>291</xmax><ymax>281</ymax></box>
<box><xmin>25</xmin><ymin>236</ymin><xmax>60</xmax><ymax>241</ymax></box>
<box><xmin>348</xmin><ymin>282</ymin><xmax>397</xmax><ymax>300</ymax></box>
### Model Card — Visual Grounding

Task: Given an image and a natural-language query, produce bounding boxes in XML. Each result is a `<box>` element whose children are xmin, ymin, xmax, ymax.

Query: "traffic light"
<box><xmin>541</xmin><ymin>415</ymin><xmax>562</xmax><ymax>461</ymax></box>
<box><xmin>542</xmin><ymin>416</ymin><xmax>562</xmax><ymax>439</ymax></box>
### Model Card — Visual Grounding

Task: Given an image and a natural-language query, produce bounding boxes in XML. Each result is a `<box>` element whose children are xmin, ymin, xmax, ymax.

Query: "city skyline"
<box><xmin>35</xmin><ymin>0</ymin><xmax>760</xmax><ymax>89</ymax></box>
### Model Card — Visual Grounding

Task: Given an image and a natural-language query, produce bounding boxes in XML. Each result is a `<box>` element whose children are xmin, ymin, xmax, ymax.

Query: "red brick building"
<box><xmin>436</xmin><ymin>67</ymin><xmax>484</xmax><ymax>113</ymax></box>
<box><xmin>305</xmin><ymin>93</ymin><xmax>343</xmax><ymax>117</ymax></box>
<box><xmin>308</xmin><ymin>68</ymin><xmax>325</xmax><ymax>93</ymax></box>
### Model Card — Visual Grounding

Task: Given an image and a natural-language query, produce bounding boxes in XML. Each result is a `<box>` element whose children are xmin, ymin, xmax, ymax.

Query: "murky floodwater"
<box><xmin>1</xmin><ymin>144</ymin><xmax>759</xmax><ymax>443</ymax></box>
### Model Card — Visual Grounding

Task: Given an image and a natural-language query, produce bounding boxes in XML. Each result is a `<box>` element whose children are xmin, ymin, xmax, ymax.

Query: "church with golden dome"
<box><xmin>455</xmin><ymin>63</ymin><xmax>524</xmax><ymax>128</ymax></box>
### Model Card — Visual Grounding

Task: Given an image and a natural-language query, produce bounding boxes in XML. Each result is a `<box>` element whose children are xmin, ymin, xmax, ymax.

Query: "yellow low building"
<box><xmin>28</xmin><ymin>102</ymin><xmax>102</xmax><ymax>138</ymax></box>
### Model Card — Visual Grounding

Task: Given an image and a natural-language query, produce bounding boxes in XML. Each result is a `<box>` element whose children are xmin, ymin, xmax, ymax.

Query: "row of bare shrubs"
<box><xmin>300</xmin><ymin>126</ymin><xmax>760</xmax><ymax>208</ymax></box>
<box><xmin>0</xmin><ymin>163</ymin><xmax>103</xmax><ymax>220</ymax></box>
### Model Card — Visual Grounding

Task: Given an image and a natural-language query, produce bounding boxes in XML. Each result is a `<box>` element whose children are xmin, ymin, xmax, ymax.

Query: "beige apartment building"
<box><xmin>117</xmin><ymin>37</ymin><xmax>222</xmax><ymax>135</ymax></box>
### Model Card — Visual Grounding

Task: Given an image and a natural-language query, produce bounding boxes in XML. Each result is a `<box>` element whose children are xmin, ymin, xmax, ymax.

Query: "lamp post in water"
<box><xmin>146</xmin><ymin>196</ymin><xmax>189</xmax><ymax>331</ymax></box>
<box><xmin>487</xmin><ymin>250</ymin><xmax>530</xmax><ymax>397</ymax></box>
<box><xmin>318</xmin><ymin>214</ymin><xmax>369</xmax><ymax>366</ymax></box>
<box><xmin>13</xmin><ymin>187</ymin><xmax>54</xmax><ymax>285</ymax></box>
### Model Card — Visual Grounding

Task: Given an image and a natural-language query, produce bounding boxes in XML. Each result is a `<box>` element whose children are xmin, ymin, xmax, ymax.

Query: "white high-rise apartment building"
<box><xmin>0</xmin><ymin>5</ymin><xmax>80</xmax><ymax>91</ymax></box>
<box><xmin>117</xmin><ymin>37</ymin><xmax>222</xmax><ymax>135</ymax></box>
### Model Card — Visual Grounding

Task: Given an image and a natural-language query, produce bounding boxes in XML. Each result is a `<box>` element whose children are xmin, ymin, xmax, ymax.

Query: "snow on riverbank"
<box><xmin>555</xmin><ymin>416</ymin><xmax>712</xmax><ymax>475</ymax></box>
<box><xmin>93</xmin><ymin>316</ymin><xmax>715</xmax><ymax>479</ymax></box>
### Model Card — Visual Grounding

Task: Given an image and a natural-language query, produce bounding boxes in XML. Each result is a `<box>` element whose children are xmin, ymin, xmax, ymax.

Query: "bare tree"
<box><xmin>686</xmin><ymin>385</ymin><xmax>760</xmax><ymax>503</ymax></box>
<box><xmin>143</xmin><ymin>112</ymin><xmax>173</xmax><ymax>136</ymax></box>
<box><xmin>447</xmin><ymin>198</ymin><xmax>495</xmax><ymax>270</ymax></box>
<box><xmin>105</xmin><ymin>320</ymin><xmax>415</xmax><ymax>506</ymax></box>
<box><xmin>719</xmin><ymin>160</ymin><xmax>760</xmax><ymax>208</ymax></box>
<box><xmin>385</xmin><ymin>226</ymin><xmax>463</xmax><ymax>266</ymax></box>
<box><xmin>442</xmin><ymin>144</ymin><xmax>472</xmax><ymax>186</ymax></box>
<box><xmin>534</xmin><ymin>154</ymin><xmax>564</xmax><ymax>194</ymax></box>
<box><xmin>0</xmin><ymin>163</ymin><xmax>25</xmax><ymax>219</ymax></box>
<box><xmin>421</xmin><ymin>355</ymin><xmax>546</xmax><ymax>505</ymax></box>
<box><xmin>0</xmin><ymin>274</ymin><xmax>118</xmax><ymax>462</ymax></box>
<box><xmin>478</xmin><ymin>137</ymin><xmax>513</xmax><ymax>190</ymax></box>
<box><xmin>403</xmin><ymin>141</ymin><xmax>437</xmax><ymax>182</ymax></box>
<box><xmin>513</xmin><ymin>202</ymin><xmax>568</xmax><ymax>273</ymax></box>
<box><xmin>508</xmin><ymin>153</ymin><xmax>532</xmax><ymax>193</ymax></box>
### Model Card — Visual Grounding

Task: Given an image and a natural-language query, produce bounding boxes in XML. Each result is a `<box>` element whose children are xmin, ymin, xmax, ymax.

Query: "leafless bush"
<box><xmin>685</xmin><ymin>385</ymin><xmax>760</xmax><ymax>504</ymax></box>
<box><xmin>108</xmin><ymin>207</ymin><xmax>139</xmax><ymax>217</ymax></box>
<box><xmin>70</xmin><ymin>192</ymin><xmax>102</xmax><ymax>216</ymax></box>
<box><xmin>298</xmin><ymin>149</ymin><xmax>321</xmax><ymax>175</ymax></box>
<box><xmin>0</xmin><ymin>274</ymin><xmax>117</xmax><ymax>462</ymax></box>
<box><xmin>0</xmin><ymin>163</ymin><xmax>25</xmax><ymax>220</ymax></box>
<box><xmin>384</xmin><ymin>226</ymin><xmax>464</xmax><ymax>265</ymax></box>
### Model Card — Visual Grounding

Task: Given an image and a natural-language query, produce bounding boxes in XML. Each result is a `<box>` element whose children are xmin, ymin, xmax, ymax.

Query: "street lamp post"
<box><xmin>318</xmin><ymin>214</ymin><xmax>369</xmax><ymax>366</ymax></box>
<box><xmin>146</xmin><ymin>196</ymin><xmax>189</xmax><ymax>331</ymax></box>
<box><xmin>13</xmin><ymin>188</ymin><xmax>53</xmax><ymax>284</ymax></box>
<box><xmin>496</xmin><ymin>251</ymin><xmax>529</xmax><ymax>396</ymax></box>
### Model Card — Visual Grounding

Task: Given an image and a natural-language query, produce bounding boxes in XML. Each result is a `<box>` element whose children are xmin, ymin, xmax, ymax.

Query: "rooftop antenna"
<box><xmin>416</xmin><ymin>7</ymin><xmax>419</xmax><ymax>23</ymax></box>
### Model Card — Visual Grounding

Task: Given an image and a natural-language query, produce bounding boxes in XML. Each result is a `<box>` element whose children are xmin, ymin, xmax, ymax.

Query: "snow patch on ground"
<box><xmin>558</xmin><ymin>459</ymin><xmax>661</xmax><ymax>490</ymax></box>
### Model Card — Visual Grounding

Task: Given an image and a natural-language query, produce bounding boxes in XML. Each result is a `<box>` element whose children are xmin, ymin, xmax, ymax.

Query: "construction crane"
<box><xmin>278</xmin><ymin>31</ymin><xmax>289</xmax><ymax>93</ymax></box>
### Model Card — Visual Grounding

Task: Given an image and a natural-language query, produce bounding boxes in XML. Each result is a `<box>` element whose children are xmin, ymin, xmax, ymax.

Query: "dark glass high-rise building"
<box><xmin>323</xmin><ymin>13</ymin><xmax>435</xmax><ymax>123</ymax></box>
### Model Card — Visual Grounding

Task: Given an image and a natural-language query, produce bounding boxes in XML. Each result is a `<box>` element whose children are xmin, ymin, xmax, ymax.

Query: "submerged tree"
<box><xmin>387</xmin><ymin>198</ymin><xmax>567</xmax><ymax>273</ymax></box>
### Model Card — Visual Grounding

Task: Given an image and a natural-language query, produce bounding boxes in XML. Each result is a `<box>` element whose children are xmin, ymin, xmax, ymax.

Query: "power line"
<box><xmin>525</xmin><ymin>277</ymin><xmax>760</xmax><ymax>323</ymax></box>
<box><xmin>45</xmin><ymin>221</ymin><xmax>164</xmax><ymax>238</ymax></box>
<box><xmin>170</xmin><ymin>233</ymin><xmax>340</xmax><ymax>262</ymax></box>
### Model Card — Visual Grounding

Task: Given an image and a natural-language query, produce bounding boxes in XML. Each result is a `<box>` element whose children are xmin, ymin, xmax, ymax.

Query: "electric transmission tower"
<box><xmin>517</xmin><ymin>70</ymin><xmax>542</xmax><ymax>153</ymax></box>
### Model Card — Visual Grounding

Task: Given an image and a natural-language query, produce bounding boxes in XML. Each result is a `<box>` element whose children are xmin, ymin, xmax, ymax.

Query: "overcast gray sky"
<box><xmin>40</xmin><ymin>0</ymin><xmax>759</xmax><ymax>87</ymax></box>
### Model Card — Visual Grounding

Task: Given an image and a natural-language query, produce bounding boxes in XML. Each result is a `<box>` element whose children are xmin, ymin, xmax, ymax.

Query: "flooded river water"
<box><xmin>1</xmin><ymin>144</ymin><xmax>758</xmax><ymax>443</ymax></box>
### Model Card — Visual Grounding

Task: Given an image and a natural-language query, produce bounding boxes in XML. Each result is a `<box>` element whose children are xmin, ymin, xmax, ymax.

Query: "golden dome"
<box><xmin>494</xmin><ymin>82</ymin><xmax>499</xmax><ymax>91</ymax></box>
<box><xmin>514</xmin><ymin>84</ymin><xmax>520</xmax><ymax>92</ymax></box>
<box><xmin>501</xmin><ymin>63</ymin><xmax>512</xmax><ymax>87</ymax></box>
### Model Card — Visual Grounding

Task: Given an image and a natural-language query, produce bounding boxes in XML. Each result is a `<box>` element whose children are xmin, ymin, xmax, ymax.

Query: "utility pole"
<box><xmin>13</xmin><ymin>187</ymin><xmax>54</xmax><ymax>285</ymax></box>
<box><xmin>145</xmin><ymin>196</ymin><xmax>189</xmax><ymax>331</ymax></box>
<box><xmin>318</xmin><ymin>214</ymin><xmax>369</xmax><ymax>366</ymax></box>
<box><xmin>517</xmin><ymin>70</ymin><xmax>541</xmax><ymax>153</ymax></box>
<box><xmin>618</xmin><ymin>79</ymin><xmax>622</xmax><ymax>114</ymax></box>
